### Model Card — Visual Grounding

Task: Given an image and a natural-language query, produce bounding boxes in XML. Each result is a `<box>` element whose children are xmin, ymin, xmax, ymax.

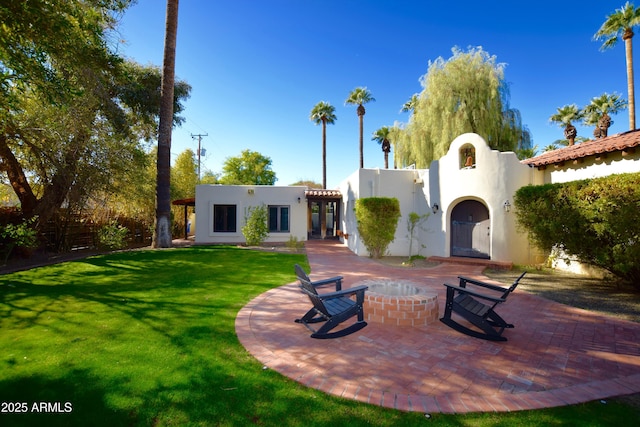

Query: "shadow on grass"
<box><xmin>3</xmin><ymin>247</ymin><xmax>396</xmax><ymax>426</ymax></box>
<box><xmin>0</xmin><ymin>370</ymin><xmax>131</xmax><ymax>426</ymax></box>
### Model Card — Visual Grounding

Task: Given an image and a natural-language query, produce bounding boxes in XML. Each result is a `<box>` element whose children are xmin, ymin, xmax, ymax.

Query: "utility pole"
<box><xmin>191</xmin><ymin>133</ymin><xmax>208</xmax><ymax>181</ymax></box>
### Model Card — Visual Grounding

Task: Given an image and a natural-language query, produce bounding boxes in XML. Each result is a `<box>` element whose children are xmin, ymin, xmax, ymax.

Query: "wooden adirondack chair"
<box><xmin>440</xmin><ymin>271</ymin><xmax>526</xmax><ymax>341</ymax></box>
<box><xmin>294</xmin><ymin>264</ymin><xmax>368</xmax><ymax>339</ymax></box>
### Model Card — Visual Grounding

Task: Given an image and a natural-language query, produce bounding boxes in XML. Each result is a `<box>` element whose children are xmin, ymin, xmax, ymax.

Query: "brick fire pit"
<box><xmin>361</xmin><ymin>279</ymin><xmax>438</xmax><ymax>327</ymax></box>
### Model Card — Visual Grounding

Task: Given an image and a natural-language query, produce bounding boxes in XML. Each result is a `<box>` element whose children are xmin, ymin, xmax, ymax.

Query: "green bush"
<box><xmin>0</xmin><ymin>216</ymin><xmax>39</xmax><ymax>263</ymax></box>
<box><xmin>98</xmin><ymin>221</ymin><xmax>129</xmax><ymax>250</ymax></box>
<box><xmin>242</xmin><ymin>205</ymin><xmax>269</xmax><ymax>246</ymax></box>
<box><xmin>355</xmin><ymin>197</ymin><xmax>401</xmax><ymax>258</ymax></box>
<box><xmin>514</xmin><ymin>172</ymin><xmax>640</xmax><ymax>284</ymax></box>
<box><xmin>285</xmin><ymin>235</ymin><xmax>304</xmax><ymax>252</ymax></box>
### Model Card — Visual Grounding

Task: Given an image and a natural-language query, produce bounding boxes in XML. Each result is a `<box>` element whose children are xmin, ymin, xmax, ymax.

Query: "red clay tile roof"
<box><xmin>522</xmin><ymin>129</ymin><xmax>640</xmax><ymax>168</ymax></box>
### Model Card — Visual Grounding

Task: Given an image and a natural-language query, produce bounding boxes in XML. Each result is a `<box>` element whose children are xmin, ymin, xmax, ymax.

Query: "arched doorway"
<box><xmin>450</xmin><ymin>200</ymin><xmax>490</xmax><ymax>259</ymax></box>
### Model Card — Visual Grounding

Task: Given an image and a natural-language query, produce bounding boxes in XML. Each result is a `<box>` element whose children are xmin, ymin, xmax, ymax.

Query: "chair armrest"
<box><xmin>318</xmin><ymin>285</ymin><xmax>368</xmax><ymax>300</ymax></box>
<box><xmin>443</xmin><ymin>283</ymin><xmax>506</xmax><ymax>303</ymax></box>
<box><xmin>311</xmin><ymin>276</ymin><xmax>343</xmax><ymax>290</ymax></box>
<box><xmin>458</xmin><ymin>276</ymin><xmax>508</xmax><ymax>293</ymax></box>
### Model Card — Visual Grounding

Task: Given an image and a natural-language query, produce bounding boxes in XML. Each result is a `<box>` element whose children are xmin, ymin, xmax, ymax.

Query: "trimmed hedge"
<box><xmin>355</xmin><ymin>197</ymin><xmax>401</xmax><ymax>258</ymax></box>
<box><xmin>514</xmin><ymin>172</ymin><xmax>640</xmax><ymax>284</ymax></box>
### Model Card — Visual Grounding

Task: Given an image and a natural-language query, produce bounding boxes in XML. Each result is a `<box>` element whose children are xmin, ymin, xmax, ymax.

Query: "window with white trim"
<box><xmin>268</xmin><ymin>205</ymin><xmax>289</xmax><ymax>232</ymax></box>
<box><xmin>213</xmin><ymin>204</ymin><xmax>237</xmax><ymax>232</ymax></box>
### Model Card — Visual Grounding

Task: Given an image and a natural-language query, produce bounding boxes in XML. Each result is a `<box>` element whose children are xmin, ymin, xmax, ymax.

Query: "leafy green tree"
<box><xmin>372</xmin><ymin>126</ymin><xmax>392</xmax><ymax>169</ymax></box>
<box><xmin>397</xmin><ymin>47</ymin><xmax>530</xmax><ymax>167</ymax></box>
<box><xmin>219</xmin><ymin>150</ymin><xmax>277</xmax><ymax>185</ymax></box>
<box><xmin>0</xmin><ymin>0</ymin><xmax>131</xmax><ymax>113</ymax></box>
<box><xmin>549</xmin><ymin>104</ymin><xmax>584</xmax><ymax>145</ymax></box>
<box><xmin>0</xmin><ymin>62</ymin><xmax>190</xmax><ymax>231</ymax></box>
<box><xmin>406</xmin><ymin>212</ymin><xmax>429</xmax><ymax>261</ymax></box>
<box><xmin>153</xmin><ymin>0</ymin><xmax>180</xmax><ymax>249</ymax></box>
<box><xmin>345</xmin><ymin>87</ymin><xmax>375</xmax><ymax>168</ymax></box>
<box><xmin>171</xmin><ymin>149</ymin><xmax>198</xmax><ymax>200</ymax></box>
<box><xmin>594</xmin><ymin>2</ymin><xmax>640</xmax><ymax>130</ymax></box>
<box><xmin>200</xmin><ymin>170</ymin><xmax>219</xmax><ymax>184</ymax></box>
<box><xmin>0</xmin><ymin>0</ymin><xmax>191</xmax><ymax>242</ymax></box>
<box><xmin>290</xmin><ymin>180</ymin><xmax>322</xmax><ymax>189</ymax></box>
<box><xmin>583</xmin><ymin>93</ymin><xmax>627</xmax><ymax>138</ymax></box>
<box><xmin>309</xmin><ymin>101</ymin><xmax>337</xmax><ymax>189</ymax></box>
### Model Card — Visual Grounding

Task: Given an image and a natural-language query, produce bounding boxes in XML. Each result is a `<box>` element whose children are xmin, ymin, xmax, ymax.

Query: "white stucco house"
<box><xmin>194</xmin><ymin>130</ymin><xmax>640</xmax><ymax>266</ymax></box>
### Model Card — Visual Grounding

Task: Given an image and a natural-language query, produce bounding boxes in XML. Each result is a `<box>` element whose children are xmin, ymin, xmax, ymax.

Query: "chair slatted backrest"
<box><xmin>295</xmin><ymin>264</ymin><xmax>311</xmax><ymax>283</ymax></box>
<box><xmin>295</xmin><ymin>266</ymin><xmax>331</xmax><ymax>317</ymax></box>
<box><xmin>501</xmin><ymin>271</ymin><xmax>527</xmax><ymax>299</ymax></box>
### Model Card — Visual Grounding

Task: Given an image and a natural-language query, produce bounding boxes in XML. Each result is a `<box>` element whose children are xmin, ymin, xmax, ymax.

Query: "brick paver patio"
<box><xmin>235</xmin><ymin>240</ymin><xmax>640</xmax><ymax>414</ymax></box>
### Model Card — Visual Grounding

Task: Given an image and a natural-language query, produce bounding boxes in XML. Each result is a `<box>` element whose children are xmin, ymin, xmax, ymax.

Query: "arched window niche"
<box><xmin>459</xmin><ymin>143</ymin><xmax>476</xmax><ymax>169</ymax></box>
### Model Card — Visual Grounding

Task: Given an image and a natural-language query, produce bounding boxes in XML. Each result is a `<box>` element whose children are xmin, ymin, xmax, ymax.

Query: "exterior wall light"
<box><xmin>432</xmin><ymin>203</ymin><xmax>439</xmax><ymax>214</ymax></box>
<box><xmin>504</xmin><ymin>200</ymin><xmax>511</xmax><ymax>212</ymax></box>
<box><xmin>297</xmin><ymin>197</ymin><xmax>301</xmax><ymax>204</ymax></box>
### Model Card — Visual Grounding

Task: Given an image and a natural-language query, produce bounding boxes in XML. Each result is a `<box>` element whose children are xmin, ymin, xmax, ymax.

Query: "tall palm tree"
<box><xmin>594</xmin><ymin>2</ymin><xmax>640</xmax><ymax>130</ymax></box>
<box><xmin>309</xmin><ymin>101</ymin><xmax>337</xmax><ymax>189</ymax></box>
<box><xmin>549</xmin><ymin>104</ymin><xmax>584</xmax><ymax>146</ymax></box>
<box><xmin>372</xmin><ymin>126</ymin><xmax>392</xmax><ymax>169</ymax></box>
<box><xmin>583</xmin><ymin>93</ymin><xmax>627</xmax><ymax>138</ymax></box>
<box><xmin>153</xmin><ymin>0</ymin><xmax>179</xmax><ymax>248</ymax></box>
<box><xmin>345</xmin><ymin>87</ymin><xmax>375</xmax><ymax>168</ymax></box>
<box><xmin>401</xmin><ymin>93</ymin><xmax>419</xmax><ymax>113</ymax></box>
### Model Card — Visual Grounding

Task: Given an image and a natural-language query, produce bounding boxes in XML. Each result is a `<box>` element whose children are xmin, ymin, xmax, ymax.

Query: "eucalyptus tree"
<box><xmin>594</xmin><ymin>2</ymin><xmax>640</xmax><ymax>130</ymax></box>
<box><xmin>549</xmin><ymin>104</ymin><xmax>584</xmax><ymax>145</ymax></box>
<box><xmin>0</xmin><ymin>0</ymin><xmax>191</xmax><ymax>242</ymax></box>
<box><xmin>372</xmin><ymin>126</ymin><xmax>392</xmax><ymax>169</ymax></box>
<box><xmin>309</xmin><ymin>101</ymin><xmax>337</xmax><ymax>189</ymax></box>
<box><xmin>0</xmin><ymin>0</ymin><xmax>132</xmax><ymax>114</ymax></box>
<box><xmin>345</xmin><ymin>87</ymin><xmax>375</xmax><ymax>168</ymax></box>
<box><xmin>583</xmin><ymin>93</ymin><xmax>627</xmax><ymax>138</ymax></box>
<box><xmin>397</xmin><ymin>47</ymin><xmax>529</xmax><ymax>167</ymax></box>
<box><xmin>153</xmin><ymin>0</ymin><xmax>180</xmax><ymax>248</ymax></box>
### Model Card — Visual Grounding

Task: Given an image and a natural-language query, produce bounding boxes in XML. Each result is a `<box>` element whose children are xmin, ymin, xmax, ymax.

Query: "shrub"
<box><xmin>407</xmin><ymin>211</ymin><xmax>429</xmax><ymax>260</ymax></box>
<box><xmin>285</xmin><ymin>235</ymin><xmax>304</xmax><ymax>252</ymax></box>
<box><xmin>0</xmin><ymin>216</ymin><xmax>39</xmax><ymax>263</ymax></box>
<box><xmin>355</xmin><ymin>197</ymin><xmax>401</xmax><ymax>258</ymax></box>
<box><xmin>98</xmin><ymin>221</ymin><xmax>130</xmax><ymax>250</ymax></box>
<box><xmin>514</xmin><ymin>172</ymin><xmax>640</xmax><ymax>284</ymax></box>
<box><xmin>242</xmin><ymin>205</ymin><xmax>269</xmax><ymax>246</ymax></box>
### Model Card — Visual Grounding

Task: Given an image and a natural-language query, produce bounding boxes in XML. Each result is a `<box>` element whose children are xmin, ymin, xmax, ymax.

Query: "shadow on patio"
<box><xmin>236</xmin><ymin>240</ymin><xmax>640</xmax><ymax>414</ymax></box>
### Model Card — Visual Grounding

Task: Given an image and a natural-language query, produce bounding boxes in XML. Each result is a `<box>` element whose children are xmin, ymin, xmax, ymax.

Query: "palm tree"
<box><xmin>309</xmin><ymin>101</ymin><xmax>337</xmax><ymax>189</ymax></box>
<box><xmin>153</xmin><ymin>0</ymin><xmax>179</xmax><ymax>248</ymax></box>
<box><xmin>345</xmin><ymin>87</ymin><xmax>375</xmax><ymax>168</ymax></box>
<box><xmin>401</xmin><ymin>93</ymin><xmax>419</xmax><ymax>113</ymax></box>
<box><xmin>594</xmin><ymin>2</ymin><xmax>640</xmax><ymax>130</ymax></box>
<box><xmin>372</xmin><ymin>126</ymin><xmax>392</xmax><ymax>169</ymax></box>
<box><xmin>549</xmin><ymin>104</ymin><xmax>584</xmax><ymax>146</ymax></box>
<box><xmin>583</xmin><ymin>93</ymin><xmax>627</xmax><ymax>138</ymax></box>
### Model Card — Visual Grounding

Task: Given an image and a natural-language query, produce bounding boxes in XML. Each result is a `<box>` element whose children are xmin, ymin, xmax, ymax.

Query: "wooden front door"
<box><xmin>450</xmin><ymin>200</ymin><xmax>490</xmax><ymax>259</ymax></box>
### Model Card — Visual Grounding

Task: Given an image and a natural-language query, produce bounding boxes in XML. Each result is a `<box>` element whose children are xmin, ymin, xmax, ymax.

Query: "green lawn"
<box><xmin>0</xmin><ymin>246</ymin><xmax>637</xmax><ymax>426</ymax></box>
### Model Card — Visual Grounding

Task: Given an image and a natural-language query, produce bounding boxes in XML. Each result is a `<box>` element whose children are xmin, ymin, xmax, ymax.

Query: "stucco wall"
<box><xmin>538</xmin><ymin>150</ymin><xmax>640</xmax><ymax>184</ymax></box>
<box><xmin>338</xmin><ymin>168</ymin><xmax>429</xmax><ymax>257</ymax></box>
<box><xmin>337</xmin><ymin>133</ymin><xmax>539</xmax><ymax>264</ymax></box>
<box><xmin>195</xmin><ymin>185</ymin><xmax>308</xmax><ymax>244</ymax></box>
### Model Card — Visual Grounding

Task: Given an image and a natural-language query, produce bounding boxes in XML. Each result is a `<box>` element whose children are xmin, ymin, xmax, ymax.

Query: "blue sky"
<box><xmin>117</xmin><ymin>0</ymin><xmax>630</xmax><ymax>188</ymax></box>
